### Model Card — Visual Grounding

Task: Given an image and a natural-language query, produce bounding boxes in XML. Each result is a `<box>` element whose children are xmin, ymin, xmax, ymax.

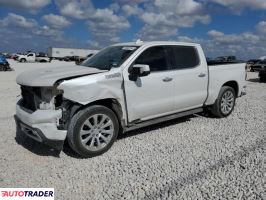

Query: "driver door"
<box><xmin>123</xmin><ymin>46</ymin><xmax>174</xmax><ymax>122</ymax></box>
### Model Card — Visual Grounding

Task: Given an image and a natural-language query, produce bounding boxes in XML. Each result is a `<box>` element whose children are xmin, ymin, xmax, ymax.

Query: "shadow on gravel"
<box><xmin>144</xmin><ymin>137</ymin><xmax>266</xmax><ymax>199</ymax></box>
<box><xmin>15</xmin><ymin>129</ymin><xmax>61</xmax><ymax>158</ymax></box>
<box><xmin>15</xmin><ymin>114</ymin><xmax>200</xmax><ymax>158</ymax></box>
<box><xmin>62</xmin><ymin>115</ymin><xmax>196</xmax><ymax>158</ymax></box>
<box><xmin>62</xmin><ymin>141</ymin><xmax>84</xmax><ymax>159</ymax></box>
<box><xmin>117</xmin><ymin>115</ymin><xmax>194</xmax><ymax>140</ymax></box>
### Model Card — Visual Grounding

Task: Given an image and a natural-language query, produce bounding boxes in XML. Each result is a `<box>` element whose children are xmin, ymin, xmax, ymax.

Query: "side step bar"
<box><xmin>125</xmin><ymin>107</ymin><xmax>203</xmax><ymax>132</ymax></box>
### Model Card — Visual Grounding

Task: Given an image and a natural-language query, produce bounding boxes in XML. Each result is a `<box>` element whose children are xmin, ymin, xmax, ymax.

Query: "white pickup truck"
<box><xmin>18</xmin><ymin>53</ymin><xmax>51</xmax><ymax>63</ymax></box>
<box><xmin>15</xmin><ymin>41</ymin><xmax>246</xmax><ymax>157</ymax></box>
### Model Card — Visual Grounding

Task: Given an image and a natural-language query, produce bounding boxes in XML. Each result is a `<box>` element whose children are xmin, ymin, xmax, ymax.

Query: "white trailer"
<box><xmin>48</xmin><ymin>47</ymin><xmax>99</xmax><ymax>59</ymax></box>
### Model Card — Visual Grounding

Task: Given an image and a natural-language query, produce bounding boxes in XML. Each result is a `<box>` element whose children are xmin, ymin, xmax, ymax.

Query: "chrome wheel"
<box><xmin>79</xmin><ymin>114</ymin><xmax>114</xmax><ymax>151</ymax></box>
<box><xmin>221</xmin><ymin>91</ymin><xmax>234</xmax><ymax>115</ymax></box>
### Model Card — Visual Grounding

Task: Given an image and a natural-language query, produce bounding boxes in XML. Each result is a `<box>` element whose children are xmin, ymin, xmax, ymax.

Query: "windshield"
<box><xmin>82</xmin><ymin>46</ymin><xmax>139</xmax><ymax>70</ymax></box>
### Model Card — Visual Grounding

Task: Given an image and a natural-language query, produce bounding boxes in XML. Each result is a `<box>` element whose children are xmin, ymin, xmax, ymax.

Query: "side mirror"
<box><xmin>129</xmin><ymin>64</ymin><xmax>150</xmax><ymax>77</ymax></box>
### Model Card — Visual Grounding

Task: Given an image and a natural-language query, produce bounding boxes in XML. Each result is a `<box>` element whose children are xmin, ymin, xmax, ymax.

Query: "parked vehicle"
<box><xmin>250</xmin><ymin>59</ymin><xmax>266</xmax><ymax>72</ymax></box>
<box><xmin>15</xmin><ymin>41</ymin><xmax>246</xmax><ymax>157</ymax></box>
<box><xmin>75</xmin><ymin>53</ymin><xmax>95</xmax><ymax>65</ymax></box>
<box><xmin>246</xmin><ymin>59</ymin><xmax>260</xmax><ymax>71</ymax></box>
<box><xmin>258</xmin><ymin>66</ymin><xmax>266</xmax><ymax>82</ymax></box>
<box><xmin>216</xmin><ymin>56</ymin><xmax>236</xmax><ymax>62</ymax></box>
<box><xmin>63</xmin><ymin>56</ymin><xmax>79</xmax><ymax>62</ymax></box>
<box><xmin>18</xmin><ymin>53</ymin><xmax>51</xmax><ymax>63</ymax></box>
<box><xmin>207</xmin><ymin>56</ymin><xmax>240</xmax><ymax>65</ymax></box>
<box><xmin>48</xmin><ymin>47</ymin><xmax>98</xmax><ymax>60</ymax></box>
<box><xmin>0</xmin><ymin>55</ymin><xmax>12</xmax><ymax>71</ymax></box>
<box><xmin>11</xmin><ymin>54</ymin><xmax>19</xmax><ymax>60</ymax></box>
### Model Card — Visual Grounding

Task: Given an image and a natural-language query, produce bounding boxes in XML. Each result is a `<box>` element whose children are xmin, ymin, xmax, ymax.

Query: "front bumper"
<box><xmin>15</xmin><ymin>100</ymin><xmax>67</xmax><ymax>150</ymax></box>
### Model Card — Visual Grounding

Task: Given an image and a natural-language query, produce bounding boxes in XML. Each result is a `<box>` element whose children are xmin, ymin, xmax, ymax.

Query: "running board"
<box><xmin>125</xmin><ymin>108</ymin><xmax>203</xmax><ymax>132</ymax></box>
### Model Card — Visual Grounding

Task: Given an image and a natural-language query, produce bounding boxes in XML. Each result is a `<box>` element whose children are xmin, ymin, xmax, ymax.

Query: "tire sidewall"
<box><xmin>217</xmin><ymin>86</ymin><xmax>236</xmax><ymax>117</ymax></box>
<box><xmin>68</xmin><ymin>105</ymin><xmax>119</xmax><ymax>157</ymax></box>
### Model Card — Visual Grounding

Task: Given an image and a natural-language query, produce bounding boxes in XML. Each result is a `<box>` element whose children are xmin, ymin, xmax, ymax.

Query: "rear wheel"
<box><xmin>211</xmin><ymin>86</ymin><xmax>236</xmax><ymax>118</ymax></box>
<box><xmin>67</xmin><ymin>105</ymin><xmax>119</xmax><ymax>157</ymax></box>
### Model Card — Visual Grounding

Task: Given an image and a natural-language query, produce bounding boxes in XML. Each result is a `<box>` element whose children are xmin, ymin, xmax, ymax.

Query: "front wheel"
<box><xmin>210</xmin><ymin>86</ymin><xmax>236</xmax><ymax>118</ymax></box>
<box><xmin>67</xmin><ymin>105</ymin><xmax>119</xmax><ymax>158</ymax></box>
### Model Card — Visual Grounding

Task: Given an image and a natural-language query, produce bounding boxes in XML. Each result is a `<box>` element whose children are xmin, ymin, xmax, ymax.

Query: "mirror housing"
<box><xmin>129</xmin><ymin>64</ymin><xmax>150</xmax><ymax>77</ymax></box>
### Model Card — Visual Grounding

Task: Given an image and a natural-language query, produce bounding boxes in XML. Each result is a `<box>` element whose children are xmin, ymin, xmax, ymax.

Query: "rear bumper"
<box><xmin>15</xmin><ymin>100</ymin><xmax>67</xmax><ymax>150</ymax></box>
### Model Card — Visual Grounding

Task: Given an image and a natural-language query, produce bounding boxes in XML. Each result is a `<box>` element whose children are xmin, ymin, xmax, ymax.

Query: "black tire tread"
<box><xmin>211</xmin><ymin>86</ymin><xmax>236</xmax><ymax>118</ymax></box>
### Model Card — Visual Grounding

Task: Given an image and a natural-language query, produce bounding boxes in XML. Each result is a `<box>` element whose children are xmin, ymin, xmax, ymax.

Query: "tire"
<box><xmin>0</xmin><ymin>65</ymin><xmax>3</xmax><ymax>71</ymax></box>
<box><xmin>67</xmin><ymin>105</ymin><xmax>119</xmax><ymax>158</ymax></box>
<box><xmin>20</xmin><ymin>58</ymin><xmax>26</xmax><ymax>63</ymax></box>
<box><xmin>211</xmin><ymin>86</ymin><xmax>236</xmax><ymax>118</ymax></box>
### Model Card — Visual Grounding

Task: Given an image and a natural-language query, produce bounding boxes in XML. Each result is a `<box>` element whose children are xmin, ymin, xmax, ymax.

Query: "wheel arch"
<box><xmin>66</xmin><ymin>98</ymin><xmax>125</xmax><ymax>132</ymax></box>
<box><xmin>222</xmin><ymin>81</ymin><xmax>239</xmax><ymax>96</ymax></box>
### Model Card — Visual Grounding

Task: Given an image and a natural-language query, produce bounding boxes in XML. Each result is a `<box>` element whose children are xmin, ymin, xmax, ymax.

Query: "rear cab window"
<box><xmin>169</xmin><ymin>45</ymin><xmax>200</xmax><ymax>70</ymax></box>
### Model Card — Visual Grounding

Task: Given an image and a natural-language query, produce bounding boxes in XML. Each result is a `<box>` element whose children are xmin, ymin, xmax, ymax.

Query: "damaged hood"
<box><xmin>16</xmin><ymin>65</ymin><xmax>106</xmax><ymax>87</ymax></box>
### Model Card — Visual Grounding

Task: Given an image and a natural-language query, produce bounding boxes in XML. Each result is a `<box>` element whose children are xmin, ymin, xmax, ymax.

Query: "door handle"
<box><xmin>198</xmin><ymin>73</ymin><xmax>206</xmax><ymax>77</ymax></box>
<box><xmin>163</xmin><ymin>77</ymin><xmax>173</xmax><ymax>82</ymax></box>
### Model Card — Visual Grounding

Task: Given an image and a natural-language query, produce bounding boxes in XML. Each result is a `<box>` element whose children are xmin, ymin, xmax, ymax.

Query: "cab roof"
<box><xmin>112</xmin><ymin>40</ymin><xmax>199</xmax><ymax>47</ymax></box>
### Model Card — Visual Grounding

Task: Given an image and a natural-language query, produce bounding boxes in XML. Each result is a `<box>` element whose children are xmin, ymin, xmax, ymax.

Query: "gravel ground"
<box><xmin>0</xmin><ymin>60</ymin><xmax>265</xmax><ymax>199</ymax></box>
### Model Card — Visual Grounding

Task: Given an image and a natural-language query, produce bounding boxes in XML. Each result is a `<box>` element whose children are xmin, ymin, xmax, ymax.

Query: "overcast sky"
<box><xmin>0</xmin><ymin>0</ymin><xmax>266</xmax><ymax>59</ymax></box>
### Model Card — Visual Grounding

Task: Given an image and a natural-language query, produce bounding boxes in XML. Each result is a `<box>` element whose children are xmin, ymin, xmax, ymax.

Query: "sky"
<box><xmin>0</xmin><ymin>0</ymin><xmax>266</xmax><ymax>60</ymax></box>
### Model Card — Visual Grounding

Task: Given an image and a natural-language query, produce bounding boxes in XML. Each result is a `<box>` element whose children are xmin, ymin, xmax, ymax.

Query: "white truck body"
<box><xmin>18</xmin><ymin>53</ymin><xmax>50</xmax><ymax>63</ymax></box>
<box><xmin>15</xmin><ymin>41</ymin><xmax>246</xmax><ymax>155</ymax></box>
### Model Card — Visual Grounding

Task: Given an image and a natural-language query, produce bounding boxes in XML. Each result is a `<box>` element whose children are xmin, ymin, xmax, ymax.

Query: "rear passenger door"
<box><xmin>168</xmin><ymin>45</ymin><xmax>208</xmax><ymax>112</ymax></box>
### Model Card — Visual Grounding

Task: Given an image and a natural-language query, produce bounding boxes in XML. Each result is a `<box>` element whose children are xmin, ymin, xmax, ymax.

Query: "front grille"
<box><xmin>21</xmin><ymin>86</ymin><xmax>40</xmax><ymax>111</ymax></box>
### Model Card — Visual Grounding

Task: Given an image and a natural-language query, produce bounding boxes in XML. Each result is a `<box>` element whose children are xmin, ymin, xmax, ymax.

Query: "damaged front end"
<box><xmin>15</xmin><ymin>85</ymin><xmax>67</xmax><ymax>150</ymax></box>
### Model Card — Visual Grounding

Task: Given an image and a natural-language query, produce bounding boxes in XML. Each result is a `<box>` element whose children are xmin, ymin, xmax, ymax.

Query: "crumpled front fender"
<box><xmin>57</xmin><ymin>71</ymin><xmax>127</xmax><ymax>122</ymax></box>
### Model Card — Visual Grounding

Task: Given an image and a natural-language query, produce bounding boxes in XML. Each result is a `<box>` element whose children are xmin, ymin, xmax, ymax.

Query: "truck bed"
<box><xmin>205</xmin><ymin>62</ymin><xmax>246</xmax><ymax>105</ymax></box>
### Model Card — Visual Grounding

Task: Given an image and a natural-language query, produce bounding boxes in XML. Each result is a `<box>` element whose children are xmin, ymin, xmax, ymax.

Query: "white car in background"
<box><xmin>18</xmin><ymin>52</ymin><xmax>51</xmax><ymax>63</ymax></box>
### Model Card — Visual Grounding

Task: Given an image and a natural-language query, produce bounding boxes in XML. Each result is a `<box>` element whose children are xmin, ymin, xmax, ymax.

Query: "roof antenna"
<box><xmin>136</xmin><ymin>39</ymin><xmax>143</xmax><ymax>45</ymax></box>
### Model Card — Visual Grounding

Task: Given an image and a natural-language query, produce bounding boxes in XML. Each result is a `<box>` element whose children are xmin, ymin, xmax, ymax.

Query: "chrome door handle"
<box><xmin>163</xmin><ymin>77</ymin><xmax>173</xmax><ymax>82</ymax></box>
<box><xmin>198</xmin><ymin>73</ymin><xmax>206</xmax><ymax>77</ymax></box>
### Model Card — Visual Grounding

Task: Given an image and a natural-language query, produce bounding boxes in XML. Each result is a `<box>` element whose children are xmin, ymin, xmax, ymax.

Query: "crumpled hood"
<box><xmin>16</xmin><ymin>65</ymin><xmax>106</xmax><ymax>87</ymax></box>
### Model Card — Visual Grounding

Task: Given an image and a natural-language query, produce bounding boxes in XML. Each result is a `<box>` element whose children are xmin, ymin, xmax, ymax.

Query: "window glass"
<box><xmin>82</xmin><ymin>46</ymin><xmax>138</xmax><ymax>70</ymax></box>
<box><xmin>28</xmin><ymin>54</ymin><xmax>33</xmax><ymax>57</ymax></box>
<box><xmin>135</xmin><ymin>46</ymin><xmax>169</xmax><ymax>72</ymax></box>
<box><xmin>171</xmin><ymin>46</ymin><xmax>199</xmax><ymax>69</ymax></box>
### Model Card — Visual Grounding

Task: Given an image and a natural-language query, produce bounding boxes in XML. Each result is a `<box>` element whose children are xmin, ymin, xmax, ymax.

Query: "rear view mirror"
<box><xmin>129</xmin><ymin>64</ymin><xmax>150</xmax><ymax>77</ymax></box>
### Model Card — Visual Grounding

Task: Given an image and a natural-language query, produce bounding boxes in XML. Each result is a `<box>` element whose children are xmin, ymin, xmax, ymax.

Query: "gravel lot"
<box><xmin>0</xmin><ymin>60</ymin><xmax>265</xmax><ymax>199</ymax></box>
